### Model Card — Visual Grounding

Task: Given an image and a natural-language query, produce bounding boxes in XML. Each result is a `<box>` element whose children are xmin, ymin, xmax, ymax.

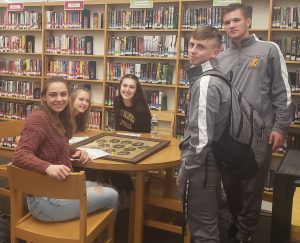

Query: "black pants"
<box><xmin>221</xmin><ymin>145</ymin><xmax>272</xmax><ymax>241</ymax></box>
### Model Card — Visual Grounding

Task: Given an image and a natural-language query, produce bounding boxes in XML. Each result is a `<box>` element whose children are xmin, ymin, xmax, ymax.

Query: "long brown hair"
<box><xmin>40</xmin><ymin>78</ymin><xmax>74</xmax><ymax>138</ymax></box>
<box><xmin>114</xmin><ymin>74</ymin><xmax>151</xmax><ymax>126</ymax></box>
<box><xmin>70</xmin><ymin>87</ymin><xmax>91</xmax><ymax>132</ymax></box>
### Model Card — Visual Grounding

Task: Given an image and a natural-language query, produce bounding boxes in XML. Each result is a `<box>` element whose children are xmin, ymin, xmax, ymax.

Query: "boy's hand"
<box><xmin>269</xmin><ymin>131</ymin><xmax>284</xmax><ymax>151</ymax></box>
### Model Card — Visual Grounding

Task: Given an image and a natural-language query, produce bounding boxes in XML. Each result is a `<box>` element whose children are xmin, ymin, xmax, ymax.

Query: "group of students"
<box><xmin>12</xmin><ymin>73</ymin><xmax>151</xmax><ymax>222</ymax></box>
<box><xmin>11</xmin><ymin>2</ymin><xmax>292</xmax><ymax>243</ymax></box>
<box><xmin>178</xmin><ymin>3</ymin><xmax>292</xmax><ymax>243</ymax></box>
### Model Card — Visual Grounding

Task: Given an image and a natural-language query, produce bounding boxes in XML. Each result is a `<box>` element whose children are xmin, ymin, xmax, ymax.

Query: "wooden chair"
<box><xmin>142</xmin><ymin>112</ymin><xmax>190</xmax><ymax>242</ymax></box>
<box><xmin>7</xmin><ymin>165</ymin><xmax>115</xmax><ymax>243</ymax></box>
<box><xmin>0</xmin><ymin>164</ymin><xmax>9</xmax><ymax>197</ymax></box>
<box><xmin>143</xmin><ymin>174</ymin><xmax>190</xmax><ymax>243</ymax></box>
<box><xmin>0</xmin><ymin>120</ymin><xmax>25</xmax><ymax>138</ymax></box>
<box><xmin>150</xmin><ymin>110</ymin><xmax>174</xmax><ymax>137</ymax></box>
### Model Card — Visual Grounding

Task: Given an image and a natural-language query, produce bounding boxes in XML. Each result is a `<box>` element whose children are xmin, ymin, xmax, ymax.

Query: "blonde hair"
<box><xmin>70</xmin><ymin>87</ymin><xmax>91</xmax><ymax>132</ymax></box>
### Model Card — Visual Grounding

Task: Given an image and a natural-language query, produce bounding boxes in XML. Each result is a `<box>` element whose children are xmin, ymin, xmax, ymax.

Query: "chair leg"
<box><xmin>184</xmin><ymin>226</ymin><xmax>191</xmax><ymax>243</ymax></box>
<box><xmin>107</xmin><ymin>214</ymin><xmax>115</xmax><ymax>243</ymax></box>
<box><xmin>128</xmin><ymin>191</ymin><xmax>135</xmax><ymax>243</ymax></box>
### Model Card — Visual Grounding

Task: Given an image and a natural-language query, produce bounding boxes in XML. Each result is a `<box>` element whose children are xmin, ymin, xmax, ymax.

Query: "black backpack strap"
<box><xmin>199</xmin><ymin>69</ymin><xmax>231</xmax><ymax>87</ymax></box>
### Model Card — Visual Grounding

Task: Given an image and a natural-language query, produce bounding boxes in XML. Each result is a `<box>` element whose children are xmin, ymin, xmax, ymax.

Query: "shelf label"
<box><xmin>7</xmin><ymin>3</ymin><xmax>24</xmax><ymax>12</ymax></box>
<box><xmin>64</xmin><ymin>1</ymin><xmax>84</xmax><ymax>11</ymax></box>
<box><xmin>130</xmin><ymin>0</ymin><xmax>153</xmax><ymax>9</ymax></box>
<box><xmin>213</xmin><ymin>0</ymin><xmax>241</xmax><ymax>6</ymax></box>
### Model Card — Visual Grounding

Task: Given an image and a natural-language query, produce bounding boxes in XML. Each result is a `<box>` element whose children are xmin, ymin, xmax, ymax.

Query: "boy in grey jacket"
<box><xmin>217</xmin><ymin>3</ymin><xmax>292</xmax><ymax>243</ymax></box>
<box><xmin>178</xmin><ymin>26</ymin><xmax>231</xmax><ymax>243</ymax></box>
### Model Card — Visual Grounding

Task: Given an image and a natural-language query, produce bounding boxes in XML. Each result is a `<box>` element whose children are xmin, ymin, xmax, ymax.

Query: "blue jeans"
<box><xmin>27</xmin><ymin>181</ymin><xmax>119</xmax><ymax>222</ymax></box>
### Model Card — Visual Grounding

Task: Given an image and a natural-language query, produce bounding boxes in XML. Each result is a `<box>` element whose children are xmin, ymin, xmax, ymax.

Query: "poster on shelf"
<box><xmin>213</xmin><ymin>0</ymin><xmax>241</xmax><ymax>6</ymax></box>
<box><xmin>130</xmin><ymin>0</ymin><xmax>153</xmax><ymax>9</ymax></box>
<box><xmin>64</xmin><ymin>1</ymin><xmax>84</xmax><ymax>11</ymax></box>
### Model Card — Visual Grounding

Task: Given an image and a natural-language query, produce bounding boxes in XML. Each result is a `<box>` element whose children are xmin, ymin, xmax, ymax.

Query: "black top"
<box><xmin>114</xmin><ymin>101</ymin><xmax>151</xmax><ymax>133</ymax></box>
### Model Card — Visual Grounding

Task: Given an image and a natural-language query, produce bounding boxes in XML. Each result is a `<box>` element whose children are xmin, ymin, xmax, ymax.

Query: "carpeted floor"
<box><xmin>114</xmin><ymin>208</ymin><xmax>271</xmax><ymax>243</ymax></box>
<box><xmin>0</xmin><ymin>155</ymin><xmax>271</xmax><ymax>243</ymax></box>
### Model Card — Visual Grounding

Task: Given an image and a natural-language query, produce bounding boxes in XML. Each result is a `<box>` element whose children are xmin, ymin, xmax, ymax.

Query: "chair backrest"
<box><xmin>0</xmin><ymin>120</ymin><xmax>25</xmax><ymax>138</ymax></box>
<box><xmin>150</xmin><ymin>110</ymin><xmax>174</xmax><ymax>137</ymax></box>
<box><xmin>7</xmin><ymin>165</ymin><xmax>88</xmax><ymax>242</ymax></box>
<box><xmin>0</xmin><ymin>164</ymin><xmax>9</xmax><ymax>197</ymax></box>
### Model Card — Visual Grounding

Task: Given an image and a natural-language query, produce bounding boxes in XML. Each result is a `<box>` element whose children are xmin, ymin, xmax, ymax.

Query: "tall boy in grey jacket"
<box><xmin>178</xmin><ymin>27</ymin><xmax>231</xmax><ymax>242</ymax></box>
<box><xmin>217</xmin><ymin>4</ymin><xmax>292</xmax><ymax>243</ymax></box>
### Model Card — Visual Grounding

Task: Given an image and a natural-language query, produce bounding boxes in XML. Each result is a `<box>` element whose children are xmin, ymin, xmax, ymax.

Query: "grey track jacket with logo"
<box><xmin>178</xmin><ymin>59</ymin><xmax>231</xmax><ymax>180</ymax></box>
<box><xmin>217</xmin><ymin>34</ymin><xmax>292</xmax><ymax>137</ymax></box>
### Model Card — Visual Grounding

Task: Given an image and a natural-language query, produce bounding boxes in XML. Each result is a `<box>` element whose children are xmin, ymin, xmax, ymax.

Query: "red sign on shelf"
<box><xmin>7</xmin><ymin>3</ymin><xmax>24</xmax><ymax>12</ymax></box>
<box><xmin>64</xmin><ymin>1</ymin><xmax>84</xmax><ymax>11</ymax></box>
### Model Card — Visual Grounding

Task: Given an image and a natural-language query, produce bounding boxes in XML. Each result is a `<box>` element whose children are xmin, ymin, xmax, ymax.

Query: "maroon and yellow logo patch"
<box><xmin>248</xmin><ymin>56</ymin><xmax>260</xmax><ymax>68</ymax></box>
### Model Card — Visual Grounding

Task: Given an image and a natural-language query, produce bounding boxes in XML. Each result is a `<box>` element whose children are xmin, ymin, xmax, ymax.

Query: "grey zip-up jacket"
<box><xmin>178</xmin><ymin>59</ymin><xmax>231</xmax><ymax>180</ymax></box>
<box><xmin>217</xmin><ymin>34</ymin><xmax>292</xmax><ymax>136</ymax></box>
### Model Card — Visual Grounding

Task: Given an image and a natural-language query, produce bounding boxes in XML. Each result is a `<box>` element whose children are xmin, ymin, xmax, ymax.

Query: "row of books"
<box><xmin>178</xmin><ymin>64</ymin><xmax>189</xmax><ymax>86</ymax></box>
<box><xmin>89</xmin><ymin>110</ymin><xmax>102</xmax><ymax>129</ymax></box>
<box><xmin>289</xmin><ymin>70</ymin><xmax>300</xmax><ymax>92</ymax></box>
<box><xmin>144</xmin><ymin>90</ymin><xmax>168</xmax><ymax>111</ymax></box>
<box><xmin>0</xmin><ymin>58</ymin><xmax>41</xmax><ymax>76</ymax></box>
<box><xmin>47</xmin><ymin>60</ymin><xmax>96</xmax><ymax>80</ymax></box>
<box><xmin>0</xmin><ymin>11</ymin><xmax>42</xmax><ymax>30</ymax></box>
<box><xmin>105</xmin><ymin>110</ymin><xmax>115</xmax><ymax>131</ymax></box>
<box><xmin>107</xmin><ymin>62</ymin><xmax>173</xmax><ymax>84</ymax></box>
<box><xmin>108</xmin><ymin>7</ymin><xmax>178</xmax><ymax>30</ymax></box>
<box><xmin>108</xmin><ymin>35</ymin><xmax>177</xmax><ymax>58</ymax></box>
<box><xmin>180</xmin><ymin>35</ymin><xmax>230</xmax><ymax>58</ymax></box>
<box><xmin>46</xmin><ymin>10</ymin><xmax>104</xmax><ymax>29</ymax></box>
<box><xmin>176</xmin><ymin>116</ymin><xmax>186</xmax><ymax>140</ymax></box>
<box><xmin>0</xmin><ymin>80</ymin><xmax>40</xmax><ymax>99</ymax></box>
<box><xmin>274</xmin><ymin>37</ymin><xmax>300</xmax><ymax>61</ymax></box>
<box><xmin>292</xmin><ymin>102</ymin><xmax>300</xmax><ymax>124</ymax></box>
<box><xmin>182</xmin><ymin>7</ymin><xmax>223</xmax><ymax>29</ymax></box>
<box><xmin>272</xmin><ymin>6</ymin><xmax>300</xmax><ymax>29</ymax></box>
<box><xmin>105</xmin><ymin>84</ymin><xmax>168</xmax><ymax>111</ymax></box>
<box><xmin>0</xmin><ymin>101</ymin><xmax>37</xmax><ymax>120</ymax></box>
<box><xmin>0</xmin><ymin>136</ymin><xmax>19</xmax><ymax>149</ymax></box>
<box><xmin>276</xmin><ymin>134</ymin><xmax>300</xmax><ymax>154</ymax></box>
<box><xmin>177</xmin><ymin>89</ymin><xmax>189</xmax><ymax>114</ymax></box>
<box><xmin>46</xmin><ymin>35</ymin><xmax>93</xmax><ymax>55</ymax></box>
<box><xmin>0</xmin><ymin>35</ymin><xmax>35</xmax><ymax>54</ymax></box>
<box><xmin>105</xmin><ymin>84</ymin><xmax>118</xmax><ymax>106</ymax></box>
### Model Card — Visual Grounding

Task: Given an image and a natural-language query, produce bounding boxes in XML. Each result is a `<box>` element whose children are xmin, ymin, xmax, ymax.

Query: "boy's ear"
<box><xmin>246</xmin><ymin>18</ymin><xmax>252</xmax><ymax>28</ymax></box>
<box><xmin>212</xmin><ymin>48</ymin><xmax>220</xmax><ymax>58</ymax></box>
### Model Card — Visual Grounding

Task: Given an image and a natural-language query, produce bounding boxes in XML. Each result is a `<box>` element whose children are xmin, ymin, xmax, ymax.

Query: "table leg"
<box><xmin>271</xmin><ymin>174</ymin><xmax>295</xmax><ymax>243</ymax></box>
<box><xmin>133</xmin><ymin>171</ymin><xmax>145</xmax><ymax>243</ymax></box>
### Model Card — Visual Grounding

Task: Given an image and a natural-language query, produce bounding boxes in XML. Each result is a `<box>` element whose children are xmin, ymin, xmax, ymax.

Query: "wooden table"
<box><xmin>271</xmin><ymin>149</ymin><xmax>300</xmax><ymax>243</ymax></box>
<box><xmin>72</xmin><ymin>130</ymin><xmax>181</xmax><ymax>243</ymax></box>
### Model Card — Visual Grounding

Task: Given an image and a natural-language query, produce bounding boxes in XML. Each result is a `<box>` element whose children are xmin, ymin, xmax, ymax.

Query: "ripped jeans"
<box><xmin>27</xmin><ymin>181</ymin><xmax>119</xmax><ymax>222</ymax></box>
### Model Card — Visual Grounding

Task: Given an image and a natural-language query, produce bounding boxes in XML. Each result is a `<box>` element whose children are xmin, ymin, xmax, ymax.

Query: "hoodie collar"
<box><xmin>230</xmin><ymin>34</ymin><xmax>258</xmax><ymax>49</ymax></box>
<box><xmin>187</xmin><ymin>59</ymin><xmax>219</xmax><ymax>87</ymax></box>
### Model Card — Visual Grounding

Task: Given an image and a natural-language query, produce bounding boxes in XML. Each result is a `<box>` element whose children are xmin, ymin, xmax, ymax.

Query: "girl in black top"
<box><xmin>111</xmin><ymin>74</ymin><xmax>152</xmax><ymax>203</ymax></box>
<box><xmin>114</xmin><ymin>74</ymin><xmax>151</xmax><ymax>133</ymax></box>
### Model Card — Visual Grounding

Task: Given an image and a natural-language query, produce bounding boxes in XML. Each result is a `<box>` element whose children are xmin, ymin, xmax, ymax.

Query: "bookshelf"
<box><xmin>0</xmin><ymin>0</ymin><xmax>298</xmax><ymax>148</ymax></box>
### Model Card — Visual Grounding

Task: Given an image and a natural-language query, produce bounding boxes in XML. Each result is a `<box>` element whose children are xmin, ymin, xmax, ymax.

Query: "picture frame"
<box><xmin>72</xmin><ymin>132</ymin><xmax>170</xmax><ymax>164</ymax></box>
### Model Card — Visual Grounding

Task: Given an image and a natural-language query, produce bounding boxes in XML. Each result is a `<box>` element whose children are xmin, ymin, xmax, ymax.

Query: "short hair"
<box><xmin>222</xmin><ymin>3</ymin><xmax>251</xmax><ymax>20</ymax></box>
<box><xmin>190</xmin><ymin>26</ymin><xmax>222</xmax><ymax>48</ymax></box>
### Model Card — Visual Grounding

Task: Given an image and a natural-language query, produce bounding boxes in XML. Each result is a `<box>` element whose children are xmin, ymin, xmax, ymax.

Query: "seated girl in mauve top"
<box><xmin>13</xmin><ymin>78</ymin><xmax>119</xmax><ymax>222</ymax></box>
